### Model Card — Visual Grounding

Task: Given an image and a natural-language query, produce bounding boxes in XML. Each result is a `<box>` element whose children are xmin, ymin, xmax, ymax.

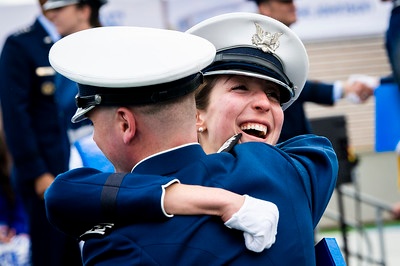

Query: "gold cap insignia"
<box><xmin>251</xmin><ymin>23</ymin><xmax>283</xmax><ymax>53</ymax></box>
<box><xmin>36</xmin><ymin>66</ymin><xmax>55</xmax><ymax>77</ymax></box>
<box><xmin>41</xmin><ymin>81</ymin><xmax>55</xmax><ymax>95</ymax></box>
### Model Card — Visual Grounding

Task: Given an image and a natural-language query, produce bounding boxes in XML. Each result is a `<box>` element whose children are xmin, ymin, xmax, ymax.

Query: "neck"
<box><xmin>124</xmin><ymin>125</ymin><xmax>198</xmax><ymax>171</ymax></box>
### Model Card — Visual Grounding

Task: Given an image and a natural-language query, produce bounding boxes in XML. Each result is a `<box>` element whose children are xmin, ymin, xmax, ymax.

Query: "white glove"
<box><xmin>224</xmin><ymin>195</ymin><xmax>279</xmax><ymax>253</ymax></box>
<box><xmin>348</xmin><ymin>74</ymin><xmax>379</xmax><ymax>88</ymax></box>
<box><xmin>346</xmin><ymin>74</ymin><xmax>379</xmax><ymax>103</ymax></box>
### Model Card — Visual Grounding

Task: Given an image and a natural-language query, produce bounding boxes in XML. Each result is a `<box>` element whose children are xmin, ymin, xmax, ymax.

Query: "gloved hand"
<box><xmin>224</xmin><ymin>194</ymin><xmax>279</xmax><ymax>252</ymax></box>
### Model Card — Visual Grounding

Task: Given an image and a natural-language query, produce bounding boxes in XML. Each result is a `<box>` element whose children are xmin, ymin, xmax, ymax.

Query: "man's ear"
<box><xmin>116</xmin><ymin>107</ymin><xmax>136</xmax><ymax>144</ymax></box>
<box><xmin>81</xmin><ymin>4</ymin><xmax>92</xmax><ymax>22</ymax></box>
<box><xmin>258</xmin><ymin>3</ymin><xmax>272</xmax><ymax>17</ymax></box>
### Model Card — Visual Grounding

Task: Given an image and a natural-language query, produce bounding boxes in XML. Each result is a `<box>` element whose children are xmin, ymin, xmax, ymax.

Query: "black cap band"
<box><xmin>76</xmin><ymin>73</ymin><xmax>203</xmax><ymax>108</ymax></box>
<box><xmin>203</xmin><ymin>47</ymin><xmax>295</xmax><ymax>103</ymax></box>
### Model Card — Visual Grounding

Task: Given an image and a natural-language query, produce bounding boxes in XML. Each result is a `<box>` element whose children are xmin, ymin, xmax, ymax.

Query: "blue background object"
<box><xmin>375</xmin><ymin>83</ymin><xmax>400</xmax><ymax>152</ymax></box>
<box><xmin>315</xmin><ymin>238</ymin><xmax>346</xmax><ymax>266</ymax></box>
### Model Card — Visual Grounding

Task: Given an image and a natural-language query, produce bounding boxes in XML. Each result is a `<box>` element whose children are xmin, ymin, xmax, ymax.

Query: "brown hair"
<box><xmin>195</xmin><ymin>76</ymin><xmax>219</xmax><ymax>111</ymax></box>
<box><xmin>77</xmin><ymin>1</ymin><xmax>103</xmax><ymax>27</ymax></box>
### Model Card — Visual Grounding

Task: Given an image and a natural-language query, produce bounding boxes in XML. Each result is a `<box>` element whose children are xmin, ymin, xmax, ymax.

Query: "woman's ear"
<box><xmin>196</xmin><ymin>110</ymin><xmax>206</xmax><ymax>131</ymax></box>
<box><xmin>116</xmin><ymin>107</ymin><xmax>136</xmax><ymax>144</ymax></box>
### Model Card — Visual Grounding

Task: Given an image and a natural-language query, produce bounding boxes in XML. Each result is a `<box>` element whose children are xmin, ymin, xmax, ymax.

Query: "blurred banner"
<box><xmin>0</xmin><ymin>0</ymin><xmax>393</xmax><ymax>49</ymax></box>
<box><xmin>291</xmin><ymin>0</ymin><xmax>392</xmax><ymax>41</ymax></box>
<box><xmin>164</xmin><ymin>0</ymin><xmax>256</xmax><ymax>30</ymax></box>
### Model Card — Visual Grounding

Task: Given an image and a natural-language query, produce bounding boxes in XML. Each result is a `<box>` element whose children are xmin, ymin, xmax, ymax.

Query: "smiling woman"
<box><xmin>195</xmin><ymin>75</ymin><xmax>284</xmax><ymax>154</ymax></box>
<box><xmin>187</xmin><ymin>12</ymin><xmax>308</xmax><ymax>153</ymax></box>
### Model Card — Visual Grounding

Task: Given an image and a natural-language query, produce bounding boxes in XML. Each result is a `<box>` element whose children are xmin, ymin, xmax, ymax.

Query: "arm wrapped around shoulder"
<box><xmin>44</xmin><ymin>168</ymin><xmax>178</xmax><ymax>238</ymax></box>
<box><xmin>224</xmin><ymin>194</ymin><xmax>279</xmax><ymax>252</ymax></box>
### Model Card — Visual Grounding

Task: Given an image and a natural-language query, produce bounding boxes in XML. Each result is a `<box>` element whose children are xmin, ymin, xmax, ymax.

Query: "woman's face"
<box><xmin>197</xmin><ymin>75</ymin><xmax>284</xmax><ymax>154</ymax></box>
<box><xmin>46</xmin><ymin>5</ymin><xmax>91</xmax><ymax>37</ymax></box>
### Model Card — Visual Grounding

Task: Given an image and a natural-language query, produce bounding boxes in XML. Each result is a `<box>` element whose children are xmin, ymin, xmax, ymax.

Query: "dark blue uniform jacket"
<box><xmin>46</xmin><ymin>134</ymin><xmax>338</xmax><ymax>266</ymax></box>
<box><xmin>279</xmin><ymin>81</ymin><xmax>334</xmax><ymax>142</ymax></box>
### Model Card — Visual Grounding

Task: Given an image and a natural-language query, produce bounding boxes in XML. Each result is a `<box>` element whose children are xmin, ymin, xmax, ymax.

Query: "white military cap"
<box><xmin>49</xmin><ymin>26</ymin><xmax>216</xmax><ymax>123</ymax></box>
<box><xmin>186</xmin><ymin>12</ymin><xmax>309</xmax><ymax>110</ymax></box>
<box><xmin>43</xmin><ymin>0</ymin><xmax>107</xmax><ymax>11</ymax></box>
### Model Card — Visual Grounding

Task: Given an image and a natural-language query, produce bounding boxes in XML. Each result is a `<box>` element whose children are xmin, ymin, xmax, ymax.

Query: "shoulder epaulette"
<box><xmin>217</xmin><ymin>133</ymin><xmax>242</xmax><ymax>153</ymax></box>
<box><xmin>12</xmin><ymin>25</ymin><xmax>33</xmax><ymax>37</ymax></box>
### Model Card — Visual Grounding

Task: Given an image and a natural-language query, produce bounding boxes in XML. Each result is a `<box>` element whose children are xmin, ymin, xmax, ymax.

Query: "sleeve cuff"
<box><xmin>333</xmin><ymin>80</ymin><xmax>343</xmax><ymax>102</ymax></box>
<box><xmin>161</xmin><ymin>179</ymin><xmax>180</xmax><ymax>218</ymax></box>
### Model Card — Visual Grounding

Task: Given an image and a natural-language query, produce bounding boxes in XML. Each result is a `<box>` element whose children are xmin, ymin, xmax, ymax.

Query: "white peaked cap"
<box><xmin>49</xmin><ymin>26</ymin><xmax>216</xmax><ymax>122</ymax></box>
<box><xmin>186</xmin><ymin>12</ymin><xmax>309</xmax><ymax>110</ymax></box>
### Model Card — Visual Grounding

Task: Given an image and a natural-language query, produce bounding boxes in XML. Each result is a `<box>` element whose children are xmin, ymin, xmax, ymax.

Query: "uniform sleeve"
<box><xmin>300</xmin><ymin>81</ymin><xmax>335</xmax><ymax>105</ymax></box>
<box><xmin>82</xmin><ymin>233</ymin><xmax>152</xmax><ymax>266</ymax></box>
<box><xmin>44</xmin><ymin>167</ymin><xmax>179</xmax><ymax>238</ymax></box>
<box><xmin>277</xmin><ymin>134</ymin><xmax>338</xmax><ymax>226</ymax></box>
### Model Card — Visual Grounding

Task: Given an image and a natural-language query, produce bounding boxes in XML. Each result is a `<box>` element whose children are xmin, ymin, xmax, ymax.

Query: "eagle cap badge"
<box><xmin>251</xmin><ymin>22</ymin><xmax>283</xmax><ymax>53</ymax></box>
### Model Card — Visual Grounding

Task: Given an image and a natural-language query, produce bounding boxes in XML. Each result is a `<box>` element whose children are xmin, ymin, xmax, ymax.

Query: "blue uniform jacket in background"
<box><xmin>279</xmin><ymin>81</ymin><xmax>334</xmax><ymax>142</ymax></box>
<box><xmin>45</xmin><ymin>134</ymin><xmax>338</xmax><ymax>265</ymax></box>
<box><xmin>385</xmin><ymin>4</ymin><xmax>400</xmax><ymax>85</ymax></box>
<box><xmin>0</xmin><ymin>18</ymin><xmax>70</xmax><ymax>192</ymax></box>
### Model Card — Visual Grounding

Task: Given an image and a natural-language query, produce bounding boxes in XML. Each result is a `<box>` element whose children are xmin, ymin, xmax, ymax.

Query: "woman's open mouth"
<box><xmin>240</xmin><ymin>122</ymin><xmax>267</xmax><ymax>139</ymax></box>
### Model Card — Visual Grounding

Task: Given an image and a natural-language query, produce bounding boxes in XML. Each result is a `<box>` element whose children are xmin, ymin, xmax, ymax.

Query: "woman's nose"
<box><xmin>252</xmin><ymin>91</ymin><xmax>271</xmax><ymax>112</ymax></box>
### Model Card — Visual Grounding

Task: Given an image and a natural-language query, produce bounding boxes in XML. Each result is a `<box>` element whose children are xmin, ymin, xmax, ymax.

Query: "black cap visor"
<box><xmin>203</xmin><ymin>47</ymin><xmax>295</xmax><ymax>104</ymax></box>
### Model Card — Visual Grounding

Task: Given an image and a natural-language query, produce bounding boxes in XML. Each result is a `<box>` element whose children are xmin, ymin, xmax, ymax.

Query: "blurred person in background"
<box><xmin>0</xmin><ymin>128</ymin><xmax>30</xmax><ymax>266</ymax></box>
<box><xmin>392</xmin><ymin>202</ymin><xmax>400</xmax><ymax>219</ymax></box>
<box><xmin>44</xmin><ymin>0</ymin><xmax>113</xmax><ymax>171</ymax></box>
<box><xmin>250</xmin><ymin>0</ymin><xmax>376</xmax><ymax>142</ymax></box>
<box><xmin>382</xmin><ymin>0</ymin><xmax>400</xmax><ymax>223</ymax></box>
<box><xmin>0</xmin><ymin>0</ymin><xmax>82</xmax><ymax>265</ymax></box>
<box><xmin>381</xmin><ymin>0</ymin><xmax>400</xmax><ymax>86</ymax></box>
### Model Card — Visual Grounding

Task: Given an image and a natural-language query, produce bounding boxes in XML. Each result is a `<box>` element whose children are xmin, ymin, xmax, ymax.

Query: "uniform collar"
<box><xmin>38</xmin><ymin>14</ymin><xmax>60</xmax><ymax>43</ymax></box>
<box><xmin>131</xmin><ymin>143</ymin><xmax>205</xmax><ymax>175</ymax></box>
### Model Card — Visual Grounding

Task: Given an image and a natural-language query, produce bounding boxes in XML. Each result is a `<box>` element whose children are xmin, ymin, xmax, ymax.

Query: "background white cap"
<box><xmin>43</xmin><ymin>0</ymin><xmax>108</xmax><ymax>11</ymax></box>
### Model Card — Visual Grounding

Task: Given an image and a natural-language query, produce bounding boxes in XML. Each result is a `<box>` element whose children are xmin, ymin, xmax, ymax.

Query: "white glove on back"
<box><xmin>224</xmin><ymin>195</ymin><xmax>279</xmax><ymax>253</ymax></box>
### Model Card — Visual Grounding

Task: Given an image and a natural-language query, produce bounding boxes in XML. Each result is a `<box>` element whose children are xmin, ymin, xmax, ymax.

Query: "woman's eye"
<box><xmin>266</xmin><ymin>92</ymin><xmax>281</xmax><ymax>103</ymax></box>
<box><xmin>232</xmin><ymin>85</ymin><xmax>247</xmax><ymax>91</ymax></box>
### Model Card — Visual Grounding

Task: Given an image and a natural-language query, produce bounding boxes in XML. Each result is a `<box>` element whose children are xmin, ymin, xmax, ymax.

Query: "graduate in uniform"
<box><xmin>43</xmin><ymin>0</ymin><xmax>114</xmax><ymax>172</ymax></box>
<box><xmin>250</xmin><ymin>0</ymin><xmax>376</xmax><ymax>142</ymax></box>
<box><xmin>382</xmin><ymin>0</ymin><xmax>400</xmax><ymax>86</ymax></box>
<box><xmin>45</xmin><ymin>13</ymin><xmax>338</xmax><ymax>265</ymax></box>
<box><xmin>0</xmin><ymin>1</ymin><xmax>82</xmax><ymax>265</ymax></box>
